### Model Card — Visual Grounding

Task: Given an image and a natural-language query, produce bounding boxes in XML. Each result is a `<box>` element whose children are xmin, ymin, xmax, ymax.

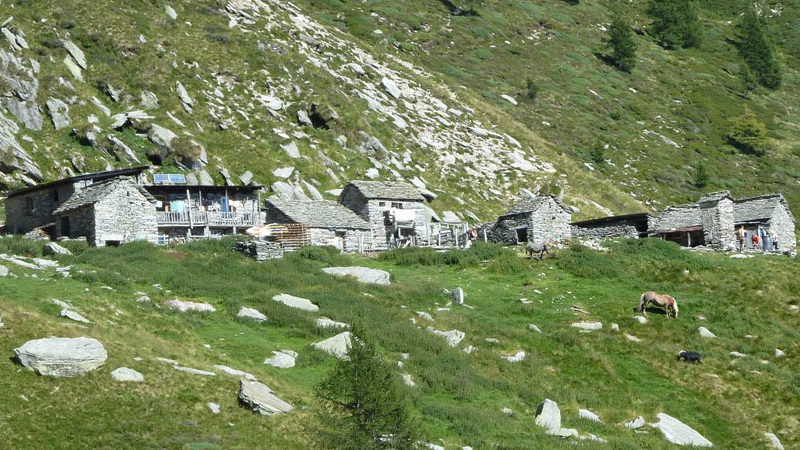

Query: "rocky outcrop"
<box><xmin>45</xmin><ymin>98</ymin><xmax>70</xmax><ymax>130</ymax></box>
<box><xmin>14</xmin><ymin>337</ymin><xmax>108</xmax><ymax>377</ymax></box>
<box><xmin>322</xmin><ymin>266</ymin><xmax>390</xmax><ymax>285</ymax></box>
<box><xmin>239</xmin><ymin>380</ymin><xmax>293</xmax><ymax>415</ymax></box>
<box><xmin>534</xmin><ymin>399</ymin><xmax>561</xmax><ymax>433</ymax></box>
<box><xmin>0</xmin><ymin>46</ymin><xmax>42</xmax><ymax>130</ymax></box>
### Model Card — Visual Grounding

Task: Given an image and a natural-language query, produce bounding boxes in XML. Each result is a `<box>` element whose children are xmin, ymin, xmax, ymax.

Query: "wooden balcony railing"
<box><xmin>156</xmin><ymin>211</ymin><xmax>259</xmax><ymax>227</ymax></box>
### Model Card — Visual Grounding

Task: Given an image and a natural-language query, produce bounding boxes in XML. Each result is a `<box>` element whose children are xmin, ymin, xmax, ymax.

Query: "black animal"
<box><xmin>677</xmin><ymin>350</ymin><xmax>702</xmax><ymax>364</ymax></box>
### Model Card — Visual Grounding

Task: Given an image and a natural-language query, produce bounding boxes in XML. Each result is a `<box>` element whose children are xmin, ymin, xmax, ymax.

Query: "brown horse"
<box><xmin>637</xmin><ymin>291</ymin><xmax>679</xmax><ymax>318</ymax></box>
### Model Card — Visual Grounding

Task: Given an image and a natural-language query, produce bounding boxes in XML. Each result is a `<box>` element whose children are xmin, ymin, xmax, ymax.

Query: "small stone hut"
<box><xmin>338</xmin><ymin>180</ymin><xmax>428</xmax><ymax>250</ymax></box>
<box><xmin>265</xmin><ymin>198</ymin><xmax>372</xmax><ymax>252</ymax></box>
<box><xmin>53</xmin><ymin>177</ymin><xmax>158</xmax><ymax>246</ymax></box>
<box><xmin>571</xmin><ymin>213</ymin><xmax>651</xmax><ymax>240</ymax></box>
<box><xmin>491</xmin><ymin>195</ymin><xmax>572</xmax><ymax>245</ymax></box>
<box><xmin>734</xmin><ymin>193</ymin><xmax>796</xmax><ymax>253</ymax></box>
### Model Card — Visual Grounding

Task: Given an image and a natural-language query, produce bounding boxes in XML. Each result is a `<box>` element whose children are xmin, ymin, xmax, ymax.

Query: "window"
<box><xmin>26</xmin><ymin>198</ymin><xmax>34</xmax><ymax>215</ymax></box>
<box><xmin>379</xmin><ymin>202</ymin><xmax>386</xmax><ymax>207</ymax></box>
<box><xmin>391</xmin><ymin>202</ymin><xmax>402</xmax><ymax>209</ymax></box>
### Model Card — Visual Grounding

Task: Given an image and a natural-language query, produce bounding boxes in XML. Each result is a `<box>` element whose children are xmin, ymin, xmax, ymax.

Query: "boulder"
<box><xmin>401</xmin><ymin>373</ymin><xmax>416</xmax><ymax>387</ymax></box>
<box><xmin>416</xmin><ymin>311</ymin><xmax>434</xmax><ymax>322</ymax></box>
<box><xmin>272</xmin><ymin>293</ymin><xmax>319</xmax><ymax>312</ymax></box>
<box><xmin>426</xmin><ymin>327</ymin><xmax>465</xmax><ymax>347</ymax></box>
<box><xmin>108</xmin><ymin>135</ymin><xmax>140</xmax><ymax>162</ymax></box>
<box><xmin>110</xmin><ymin>367</ymin><xmax>144</xmax><ymax>382</ymax></box>
<box><xmin>365</xmin><ymin>168</ymin><xmax>380</xmax><ymax>179</ymax></box>
<box><xmin>381</xmin><ymin>77</ymin><xmax>402</xmax><ymax>99</ymax></box>
<box><xmin>571</xmin><ymin>321</ymin><xmax>603</xmax><ymax>331</ymax></box>
<box><xmin>165</xmin><ymin>5</ymin><xmax>177</xmax><ymax>20</ymax></box>
<box><xmin>312</xmin><ymin>331</ymin><xmax>352</xmax><ymax>359</ymax></box>
<box><xmin>624</xmin><ymin>416</ymin><xmax>645</xmax><ymax>429</ymax></box>
<box><xmin>240</xmin><ymin>171</ymin><xmax>254</xmax><ymax>185</ymax></box>
<box><xmin>765</xmin><ymin>432</ymin><xmax>784</xmax><ymax>450</ymax></box>
<box><xmin>651</xmin><ymin>413</ymin><xmax>713</xmax><ymax>447</ymax></box>
<box><xmin>43</xmin><ymin>242</ymin><xmax>71</xmax><ymax>256</ymax></box>
<box><xmin>0</xmin><ymin>265</ymin><xmax>9</xmax><ymax>277</ymax></box>
<box><xmin>237</xmin><ymin>306</ymin><xmax>267</xmax><ymax>322</ymax></box>
<box><xmin>632</xmin><ymin>315</ymin><xmax>647</xmax><ymax>324</ymax></box>
<box><xmin>281</xmin><ymin>141</ymin><xmax>301</xmax><ymax>159</ymax></box>
<box><xmin>13</xmin><ymin>337</ymin><xmax>107</xmax><ymax>377</ymax></box>
<box><xmin>58</xmin><ymin>308</ymin><xmax>91</xmax><ymax>324</ymax></box>
<box><xmin>528</xmin><ymin>324</ymin><xmax>542</xmax><ymax>333</ymax></box>
<box><xmin>239</xmin><ymin>380</ymin><xmax>293</xmax><ymax>415</ymax></box>
<box><xmin>775</xmin><ymin>348</ymin><xmax>785</xmax><ymax>358</ymax></box>
<box><xmin>208</xmin><ymin>402</ymin><xmax>221</xmax><ymax>414</ymax></box>
<box><xmin>273</xmin><ymin>166</ymin><xmax>294</xmax><ymax>179</ymax></box>
<box><xmin>534</xmin><ymin>399</ymin><xmax>561</xmax><ymax>433</ymax></box>
<box><xmin>45</xmin><ymin>98</ymin><xmax>71</xmax><ymax>130</ymax></box>
<box><xmin>0</xmin><ymin>316</ymin><xmax>4</xmax><ymax>327</ymax></box>
<box><xmin>729</xmin><ymin>351</ymin><xmax>747</xmax><ymax>358</ymax></box>
<box><xmin>264</xmin><ymin>350</ymin><xmax>297</xmax><ymax>368</ymax></box>
<box><xmin>140</xmin><ymin>91</ymin><xmax>159</xmax><ymax>109</ymax></box>
<box><xmin>625</xmin><ymin>333</ymin><xmax>642</xmax><ymax>342</ymax></box>
<box><xmin>500</xmin><ymin>94</ymin><xmax>518</xmax><ymax>106</ymax></box>
<box><xmin>62</xmin><ymin>40</ymin><xmax>87</xmax><ymax>69</ymax></box>
<box><xmin>213</xmin><ymin>364</ymin><xmax>256</xmax><ymax>381</ymax></box>
<box><xmin>579</xmin><ymin>409</ymin><xmax>601</xmax><ymax>422</ymax></box>
<box><xmin>547</xmin><ymin>428</ymin><xmax>578</xmax><ymax>438</ymax></box>
<box><xmin>444</xmin><ymin>286</ymin><xmax>465</xmax><ymax>305</ymax></box>
<box><xmin>322</xmin><ymin>266</ymin><xmax>390</xmax><ymax>285</ymax></box>
<box><xmin>165</xmin><ymin>299</ymin><xmax>216</xmax><ymax>313</ymax></box>
<box><xmin>698</xmin><ymin>327</ymin><xmax>716</xmax><ymax>338</ymax></box>
<box><xmin>315</xmin><ymin>317</ymin><xmax>349</xmax><ymax>329</ymax></box>
<box><xmin>297</xmin><ymin>109</ymin><xmax>312</xmax><ymax>126</ymax></box>
<box><xmin>502</xmin><ymin>351</ymin><xmax>526</xmax><ymax>363</ymax></box>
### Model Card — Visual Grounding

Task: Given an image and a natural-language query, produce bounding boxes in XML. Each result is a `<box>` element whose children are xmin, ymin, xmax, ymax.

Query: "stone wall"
<box><xmin>649</xmin><ymin>205</ymin><xmax>700</xmax><ymax>233</ymax></box>
<box><xmin>571</xmin><ymin>223</ymin><xmax>639</xmax><ymax>240</ymax></box>
<box><xmin>92</xmin><ymin>183</ymin><xmax>158</xmax><ymax>246</ymax></box>
<box><xmin>5</xmin><ymin>184</ymin><xmax>75</xmax><ymax>234</ymax></box>
<box><xmin>769</xmin><ymin>203</ymin><xmax>797</xmax><ymax>253</ymax></box>
<box><xmin>308</xmin><ymin>227</ymin><xmax>371</xmax><ymax>253</ymax></box>
<box><xmin>492</xmin><ymin>198</ymin><xmax>571</xmax><ymax>245</ymax></box>
<box><xmin>700</xmin><ymin>196</ymin><xmax>734</xmax><ymax>250</ymax></box>
<box><xmin>61</xmin><ymin>204</ymin><xmax>95</xmax><ymax>243</ymax></box>
<box><xmin>234</xmin><ymin>240</ymin><xmax>284</xmax><ymax>261</ymax></box>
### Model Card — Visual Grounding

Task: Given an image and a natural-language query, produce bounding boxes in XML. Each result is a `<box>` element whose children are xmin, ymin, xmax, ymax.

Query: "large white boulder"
<box><xmin>239</xmin><ymin>380</ymin><xmax>293</xmax><ymax>415</ymax></box>
<box><xmin>534</xmin><ymin>398</ymin><xmax>561</xmax><ymax>433</ymax></box>
<box><xmin>165</xmin><ymin>299</ymin><xmax>216</xmax><ymax>313</ymax></box>
<box><xmin>110</xmin><ymin>367</ymin><xmax>144</xmax><ymax>382</ymax></box>
<box><xmin>237</xmin><ymin>306</ymin><xmax>267</xmax><ymax>322</ymax></box>
<box><xmin>14</xmin><ymin>337</ymin><xmax>107</xmax><ymax>377</ymax></box>
<box><xmin>272</xmin><ymin>294</ymin><xmax>319</xmax><ymax>312</ymax></box>
<box><xmin>651</xmin><ymin>413</ymin><xmax>713</xmax><ymax>447</ymax></box>
<box><xmin>322</xmin><ymin>266</ymin><xmax>391</xmax><ymax>285</ymax></box>
<box><xmin>312</xmin><ymin>332</ymin><xmax>352</xmax><ymax>359</ymax></box>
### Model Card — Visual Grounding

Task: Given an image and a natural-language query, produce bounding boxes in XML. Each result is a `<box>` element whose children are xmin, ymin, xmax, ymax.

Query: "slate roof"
<box><xmin>7</xmin><ymin>166</ymin><xmax>149</xmax><ymax>198</ymax></box>
<box><xmin>734</xmin><ymin>193</ymin><xmax>790</xmax><ymax>223</ymax></box>
<box><xmin>344</xmin><ymin>180</ymin><xmax>424</xmax><ymax>201</ymax></box>
<box><xmin>501</xmin><ymin>195</ymin><xmax>570</xmax><ymax>217</ymax></box>
<box><xmin>54</xmin><ymin>177</ymin><xmax>156</xmax><ymax>214</ymax></box>
<box><xmin>267</xmin><ymin>199</ymin><xmax>371</xmax><ymax>229</ymax></box>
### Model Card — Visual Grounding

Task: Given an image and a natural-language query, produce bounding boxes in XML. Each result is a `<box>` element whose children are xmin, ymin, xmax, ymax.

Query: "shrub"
<box><xmin>726</xmin><ymin>110</ymin><xmax>770</xmax><ymax>156</ymax></box>
<box><xmin>525</xmin><ymin>77</ymin><xmax>539</xmax><ymax>100</ymax></box>
<box><xmin>693</xmin><ymin>163</ymin><xmax>709</xmax><ymax>188</ymax></box>
<box><xmin>554</xmin><ymin>243</ymin><xmax>621</xmax><ymax>279</ymax></box>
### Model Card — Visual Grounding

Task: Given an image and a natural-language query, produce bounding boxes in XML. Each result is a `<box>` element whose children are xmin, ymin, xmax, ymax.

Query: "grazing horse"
<box><xmin>526</xmin><ymin>241</ymin><xmax>550</xmax><ymax>260</ymax></box>
<box><xmin>637</xmin><ymin>291</ymin><xmax>679</xmax><ymax>318</ymax></box>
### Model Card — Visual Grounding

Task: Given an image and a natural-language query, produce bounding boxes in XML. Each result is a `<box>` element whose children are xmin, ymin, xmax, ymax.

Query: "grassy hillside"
<box><xmin>1</xmin><ymin>237</ymin><xmax>797</xmax><ymax>448</ymax></box>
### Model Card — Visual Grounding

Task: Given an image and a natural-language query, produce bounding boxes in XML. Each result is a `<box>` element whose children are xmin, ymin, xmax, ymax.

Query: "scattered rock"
<box><xmin>272</xmin><ymin>293</ymin><xmax>319</xmax><ymax>312</ymax></box>
<box><xmin>764</xmin><ymin>432</ymin><xmax>784</xmax><ymax>449</ymax></box>
<box><xmin>579</xmin><ymin>409</ymin><xmax>601</xmax><ymax>422</ymax></box>
<box><xmin>401</xmin><ymin>373</ymin><xmax>416</xmax><ymax>387</ymax></box>
<box><xmin>58</xmin><ymin>308</ymin><xmax>91</xmax><ymax>324</ymax></box>
<box><xmin>611</xmin><ymin>323</ymin><xmax>619</xmax><ymax>331</ymax></box>
<box><xmin>632</xmin><ymin>315</ymin><xmax>647</xmax><ymax>324</ymax></box>
<box><xmin>624</xmin><ymin>416</ymin><xmax>645</xmax><ymax>429</ymax></box>
<box><xmin>13</xmin><ymin>337</ymin><xmax>107</xmax><ymax>377</ymax></box>
<box><xmin>650</xmin><ymin>413</ymin><xmax>713</xmax><ymax>447</ymax></box>
<box><xmin>208</xmin><ymin>402</ymin><xmax>221</xmax><ymax>414</ymax></box>
<box><xmin>500</xmin><ymin>94</ymin><xmax>518</xmax><ymax>106</ymax></box>
<box><xmin>548</xmin><ymin>428</ymin><xmax>579</xmax><ymax>438</ymax></box>
<box><xmin>239</xmin><ymin>171</ymin><xmax>253</xmax><ymax>185</ymax></box>
<box><xmin>140</xmin><ymin>91</ymin><xmax>159</xmax><ymax>109</ymax></box>
<box><xmin>502</xmin><ymin>351</ymin><xmax>526</xmax><ymax>363</ymax></box>
<box><xmin>312</xmin><ymin>332</ymin><xmax>352</xmax><ymax>359</ymax></box>
<box><xmin>264</xmin><ymin>350</ymin><xmax>297</xmax><ymax>368</ymax></box>
<box><xmin>165</xmin><ymin>5</ymin><xmax>178</xmax><ymax>20</ymax></box>
<box><xmin>0</xmin><ymin>265</ymin><xmax>9</xmax><ymax>277</ymax></box>
<box><xmin>236</xmin><ymin>306</ymin><xmax>267</xmax><ymax>322</ymax></box>
<box><xmin>416</xmin><ymin>311</ymin><xmax>434</xmax><ymax>322</ymax></box>
<box><xmin>775</xmin><ymin>348</ymin><xmax>785</xmax><ymax>358</ymax></box>
<box><xmin>281</xmin><ymin>141</ymin><xmax>301</xmax><ymax>159</ymax></box>
<box><xmin>273</xmin><ymin>167</ymin><xmax>294</xmax><ymax>179</ymax></box>
<box><xmin>0</xmin><ymin>316</ymin><xmax>4</xmax><ymax>327</ymax></box>
<box><xmin>381</xmin><ymin>77</ymin><xmax>402</xmax><ymax>99</ymax></box>
<box><xmin>239</xmin><ymin>380</ymin><xmax>293</xmax><ymax>415</ymax></box>
<box><xmin>534</xmin><ymin>399</ymin><xmax>561</xmax><ymax>433</ymax></box>
<box><xmin>315</xmin><ymin>317</ymin><xmax>348</xmax><ymax>329</ymax></box>
<box><xmin>110</xmin><ymin>367</ymin><xmax>144</xmax><ymax>382</ymax></box>
<box><xmin>173</xmin><ymin>365</ymin><xmax>216</xmax><ymax>376</ymax></box>
<box><xmin>427</xmin><ymin>327</ymin><xmax>465</xmax><ymax>347</ymax></box>
<box><xmin>165</xmin><ymin>299</ymin><xmax>216</xmax><ymax>313</ymax></box>
<box><xmin>443</xmin><ymin>286</ymin><xmax>465</xmax><ymax>305</ymax></box>
<box><xmin>502</xmin><ymin>407</ymin><xmax>513</xmax><ymax>415</ymax></box>
<box><xmin>571</xmin><ymin>321</ymin><xmax>602</xmax><ymax>331</ymax></box>
<box><xmin>297</xmin><ymin>109</ymin><xmax>312</xmax><ymax>126</ymax></box>
<box><xmin>136</xmin><ymin>294</ymin><xmax>151</xmax><ymax>303</ymax></box>
<box><xmin>625</xmin><ymin>334</ymin><xmax>642</xmax><ymax>342</ymax></box>
<box><xmin>528</xmin><ymin>324</ymin><xmax>542</xmax><ymax>333</ymax></box>
<box><xmin>62</xmin><ymin>40</ymin><xmax>87</xmax><ymax>69</ymax></box>
<box><xmin>729</xmin><ymin>351</ymin><xmax>747</xmax><ymax>358</ymax></box>
<box><xmin>213</xmin><ymin>364</ymin><xmax>256</xmax><ymax>381</ymax></box>
<box><xmin>43</xmin><ymin>242</ymin><xmax>71</xmax><ymax>256</ymax></box>
<box><xmin>322</xmin><ymin>266</ymin><xmax>391</xmax><ymax>285</ymax></box>
<box><xmin>45</xmin><ymin>98</ymin><xmax>71</xmax><ymax>130</ymax></box>
<box><xmin>698</xmin><ymin>327</ymin><xmax>716</xmax><ymax>338</ymax></box>
<box><xmin>365</xmin><ymin>168</ymin><xmax>380</xmax><ymax>179</ymax></box>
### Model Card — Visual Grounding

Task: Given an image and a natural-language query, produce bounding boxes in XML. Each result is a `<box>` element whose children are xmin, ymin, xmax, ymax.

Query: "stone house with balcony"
<box><xmin>490</xmin><ymin>195</ymin><xmax>572</xmax><ymax>245</ymax></box>
<box><xmin>265</xmin><ymin>198</ymin><xmax>372</xmax><ymax>252</ymax></box>
<box><xmin>4</xmin><ymin>166</ymin><xmax>149</xmax><ymax>237</ymax></box>
<box><xmin>143</xmin><ymin>184</ymin><xmax>262</xmax><ymax>243</ymax></box>
<box><xmin>338</xmin><ymin>180</ymin><xmax>428</xmax><ymax>250</ymax></box>
<box><xmin>53</xmin><ymin>177</ymin><xmax>158</xmax><ymax>246</ymax></box>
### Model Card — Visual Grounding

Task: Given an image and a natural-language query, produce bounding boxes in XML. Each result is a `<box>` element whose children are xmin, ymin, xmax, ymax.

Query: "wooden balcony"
<box><xmin>156</xmin><ymin>210</ymin><xmax>260</xmax><ymax>227</ymax></box>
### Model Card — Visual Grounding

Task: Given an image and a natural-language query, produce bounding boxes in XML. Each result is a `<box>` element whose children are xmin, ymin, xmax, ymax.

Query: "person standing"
<box><xmin>736</xmin><ymin>226</ymin><xmax>746</xmax><ymax>252</ymax></box>
<box><xmin>751</xmin><ymin>230</ymin><xmax>761</xmax><ymax>251</ymax></box>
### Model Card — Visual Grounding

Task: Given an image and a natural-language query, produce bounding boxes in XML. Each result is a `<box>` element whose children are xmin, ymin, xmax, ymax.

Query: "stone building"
<box><xmin>733</xmin><ymin>193</ymin><xmax>796</xmax><ymax>253</ymax></box>
<box><xmin>338</xmin><ymin>180</ymin><xmax>428</xmax><ymax>250</ymax></box>
<box><xmin>53</xmin><ymin>177</ymin><xmax>158</xmax><ymax>246</ymax></box>
<box><xmin>144</xmin><ymin>184</ymin><xmax>261</xmax><ymax>243</ymax></box>
<box><xmin>4</xmin><ymin>166</ymin><xmax>149</xmax><ymax>237</ymax></box>
<box><xmin>571</xmin><ymin>213</ymin><xmax>651</xmax><ymax>240</ymax></box>
<box><xmin>698</xmin><ymin>191</ymin><xmax>735</xmax><ymax>250</ymax></box>
<box><xmin>265</xmin><ymin>198</ymin><xmax>372</xmax><ymax>253</ymax></box>
<box><xmin>490</xmin><ymin>195</ymin><xmax>572</xmax><ymax>245</ymax></box>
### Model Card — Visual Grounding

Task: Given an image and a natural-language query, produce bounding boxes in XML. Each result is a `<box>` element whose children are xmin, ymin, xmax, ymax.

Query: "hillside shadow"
<box><xmin>436</xmin><ymin>0</ymin><xmax>479</xmax><ymax>16</ymax></box>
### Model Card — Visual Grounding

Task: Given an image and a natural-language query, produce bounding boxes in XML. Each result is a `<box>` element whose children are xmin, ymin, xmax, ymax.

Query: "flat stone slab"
<box><xmin>272</xmin><ymin>294</ymin><xmax>319</xmax><ymax>312</ymax></box>
<box><xmin>651</xmin><ymin>413</ymin><xmax>713</xmax><ymax>447</ymax></box>
<box><xmin>765</xmin><ymin>432</ymin><xmax>784</xmax><ymax>449</ymax></box>
<box><xmin>111</xmin><ymin>367</ymin><xmax>144</xmax><ymax>382</ymax></box>
<box><xmin>59</xmin><ymin>308</ymin><xmax>91</xmax><ymax>324</ymax></box>
<box><xmin>174</xmin><ymin>366</ymin><xmax>217</xmax><ymax>376</ymax></box>
<box><xmin>625</xmin><ymin>416</ymin><xmax>645</xmax><ymax>429</ymax></box>
<box><xmin>426</xmin><ymin>327</ymin><xmax>465</xmax><ymax>347</ymax></box>
<box><xmin>239</xmin><ymin>380</ymin><xmax>293</xmax><ymax>415</ymax></box>
<box><xmin>14</xmin><ymin>337</ymin><xmax>107</xmax><ymax>377</ymax></box>
<box><xmin>312</xmin><ymin>332</ymin><xmax>352</xmax><ymax>359</ymax></box>
<box><xmin>322</xmin><ymin>266</ymin><xmax>390</xmax><ymax>285</ymax></box>
<box><xmin>315</xmin><ymin>317</ymin><xmax>348</xmax><ymax>329</ymax></box>
<box><xmin>213</xmin><ymin>364</ymin><xmax>256</xmax><ymax>380</ymax></box>
<box><xmin>165</xmin><ymin>299</ymin><xmax>216</xmax><ymax>313</ymax></box>
<box><xmin>264</xmin><ymin>350</ymin><xmax>297</xmax><ymax>368</ymax></box>
<box><xmin>535</xmin><ymin>398</ymin><xmax>561</xmax><ymax>432</ymax></box>
<box><xmin>501</xmin><ymin>351</ymin><xmax>526</xmax><ymax>363</ymax></box>
<box><xmin>571</xmin><ymin>321</ymin><xmax>603</xmax><ymax>331</ymax></box>
<box><xmin>43</xmin><ymin>242</ymin><xmax>71</xmax><ymax>255</ymax></box>
<box><xmin>698</xmin><ymin>327</ymin><xmax>716</xmax><ymax>338</ymax></box>
<box><xmin>547</xmin><ymin>428</ymin><xmax>578</xmax><ymax>438</ymax></box>
<box><xmin>579</xmin><ymin>408</ymin><xmax>601</xmax><ymax>422</ymax></box>
<box><xmin>237</xmin><ymin>306</ymin><xmax>267</xmax><ymax>322</ymax></box>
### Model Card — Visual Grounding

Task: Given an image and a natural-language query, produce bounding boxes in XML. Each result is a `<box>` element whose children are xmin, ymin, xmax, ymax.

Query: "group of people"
<box><xmin>736</xmin><ymin>225</ymin><xmax>778</xmax><ymax>252</ymax></box>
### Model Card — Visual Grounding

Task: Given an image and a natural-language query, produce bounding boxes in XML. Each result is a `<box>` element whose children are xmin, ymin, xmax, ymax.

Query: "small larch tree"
<box><xmin>606</xmin><ymin>15</ymin><xmax>637</xmax><ymax>72</ymax></box>
<box><xmin>647</xmin><ymin>0</ymin><xmax>702</xmax><ymax>49</ymax></box>
<box><xmin>315</xmin><ymin>328</ymin><xmax>419</xmax><ymax>449</ymax></box>
<box><xmin>736</xmin><ymin>9</ymin><xmax>781</xmax><ymax>89</ymax></box>
<box><xmin>726</xmin><ymin>110</ymin><xmax>770</xmax><ymax>156</ymax></box>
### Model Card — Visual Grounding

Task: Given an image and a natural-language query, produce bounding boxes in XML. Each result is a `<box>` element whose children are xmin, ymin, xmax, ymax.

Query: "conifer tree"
<box><xmin>606</xmin><ymin>15</ymin><xmax>637</xmax><ymax>72</ymax></box>
<box><xmin>736</xmin><ymin>10</ymin><xmax>781</xmax><ymax>89</ymax></box>
<box><xmin>647</xmin><ymin>0</ymin><xmax>702</xmax><ymax>49</ymax></box>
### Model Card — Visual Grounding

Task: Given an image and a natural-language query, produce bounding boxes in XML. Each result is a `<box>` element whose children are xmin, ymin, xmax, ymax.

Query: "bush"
<box><xmin>525</xmin><ymin>77</ymin><xmax>539</xmax><ymax>100</ymax></box>
<box><xmin>554</xmin><ymin>243</ymin><xmax>621</xmax><ymax>279</ymax></box>
<box><xmin>726</xmin><ymin>110</ymin><xmax>770</xmax><ymax>156</ymax></box>
<box><xmin>379</xmin><ymin>242</ymin><xmax>511</xmax><ymax>268</ymax></box>
<box><xmin>693</xmin><ymin>163</ymin><xmax>709</xmax><ymax>188</ymax></box>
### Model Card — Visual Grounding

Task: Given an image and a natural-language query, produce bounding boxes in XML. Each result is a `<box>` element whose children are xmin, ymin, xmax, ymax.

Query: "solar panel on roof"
<box><xmin>153</xmin><ymin>174</ymin><xmax>170</xmax><ymax>185</ymax></box>
<box><xmin>168</xmin><ymin>174</ymin><xmax>186</xmax><ymax>184</ymax></box>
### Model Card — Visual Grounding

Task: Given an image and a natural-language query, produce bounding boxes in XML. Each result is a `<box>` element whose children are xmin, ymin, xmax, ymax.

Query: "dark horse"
<box><xmin>525</xmin><ymin>241</ymin><xmax>550</xmax><ymax>260</ymax></box>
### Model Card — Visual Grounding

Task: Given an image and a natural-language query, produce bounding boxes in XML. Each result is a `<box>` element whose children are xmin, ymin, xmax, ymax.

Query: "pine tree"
<box><xmin>316</xmin><ymin>328</ymin><xmax>419</xmax><ymax>449</ymax></box>
<box><xmin>606</xmin><ymin>15</ymin><xmax>637</xmax><ymax>72</ymax></box>
<box><xmin>647</xmin><ymin>0</ymin><xmax>702</xmax><ymax>49</ymax></box>
<box><xmin>736</xmin><ymin>10</ymin><xmax>781</xmax><ymax>89</ymax></box>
